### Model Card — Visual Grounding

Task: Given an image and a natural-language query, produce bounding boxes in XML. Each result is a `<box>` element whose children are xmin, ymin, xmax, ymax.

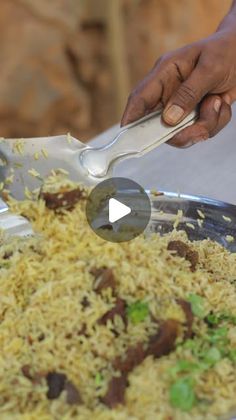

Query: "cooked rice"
<box><xmin>186</xmin><ymin>222</ymin><xmax>195</xmax><ymax>230</ymax></box>
<box><xmin>173</xmin><ymin>210</ymin><xmax>183</xmax><ymax>229</ymax></box>
<box><xmin>226</xmin><ymin>235</ymin><xmax>234</xmax><ymax>243</ymax></box>
<box><xmin>41</xmin><ymin>148</ymin><xmax>49</xmax><ymax>159</ymax></box>
<box><xmin>223</xmin><ymin>215</ymin><xmax>232</xmax><ymax>223</ymax></box>
<box><xmin>0</xmin><ymin>182</ymin><xmax>236</xmax><ymax>420</ymax></box>
<box><xmin>197</xmin><ymin>210</ymin><xmax>205</xmax><ymax>219</ymax></box>
<box><xmin>28</xmin><ymin>169</ymin><xmax>41</xmax><ymax>178</ymax></box>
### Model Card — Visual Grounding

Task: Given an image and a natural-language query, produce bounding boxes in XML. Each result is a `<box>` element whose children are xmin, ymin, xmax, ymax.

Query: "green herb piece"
<box><xmin>228</xmin><ymin>349</ymin><xmax>236</xmax><ymax>363</ymax></box>
<box><xmin>203</xmin><ymin>347</ymin><xmax>222</xmax><ymax>366</ymax></box>
<box><xmin>219</xmin><ymin>313</ymin><xmax>236</xmax><ymax>325</ymax></box>
<box><xmin>206</xmin><ymin>313</ymin><xmax>219</xmax><ymax>326</ymax></box>
<box><xmin>169</xmin><ymin>377</ymin><xmax>196</xmax><ymax>411</ymax></box>
<box><xmin>206</xmin><ymin>312</ymin><xmax>236</xmax><ymax>326</ymax></box>
<box><xmin>182</xmin><ymin>338</ymin><xmax>204</xmax><ymax>358</ymax></box>
<box><xmin>207</xmin><ymin>326</ymin><xmax>228</xmax><ymax>345</ymax></box>
<box><xmin>188</xmin><ymin>294</ymin><xmax>205</xmax><ymax>319</ymax></box>
<box><xmin>169</xmin><ymin>360</ymin><xmax>201</xmax><ymax>378</ymax></box>
<box><xmin>182</xmin><ymin>339</ymin><xmax>196</xmax><ymax>350</ymax></box>
<box><xmin>95</xmin><ymin>372</ymin><xmax>103</xmax><ymax>386</ymax></box>
<box><xmin>126</xmin><ymin>301</ymin><xmax>149</xmax><ymax>325</ymax></box>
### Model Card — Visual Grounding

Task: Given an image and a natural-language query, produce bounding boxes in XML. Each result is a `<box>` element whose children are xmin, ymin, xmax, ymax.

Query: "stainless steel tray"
<box><xmin>150</xmin><ymin>191</ymin><xmax>236</xmax><ymax>252</ymax></box>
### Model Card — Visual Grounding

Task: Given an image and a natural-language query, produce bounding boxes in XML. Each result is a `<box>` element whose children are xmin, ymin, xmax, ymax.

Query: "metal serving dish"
<box><xmin>149</xmin><ymin>191</ymin><xmax>236</xmax><ymax>253</ymax></box>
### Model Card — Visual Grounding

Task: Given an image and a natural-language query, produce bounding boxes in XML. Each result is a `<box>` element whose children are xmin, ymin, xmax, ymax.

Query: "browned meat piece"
<box><xmin>98</xmin><ymin>298</ymin><xmax>126</xmax><ymax>325</ymax></box>
<box><xmin>113</xmin><ymin>320</ymin><xmax>179</xmax><ymax>375</ymax></box>
<box><xmin>100</xmin><ymin>374</ymin><xmax>127</xmax><ymax>408</ymax></box>
<box><xmin>27</xmin><ymin>335</ymin><xmax>33</xmax><ymax>345</ymax></box>
<box><xmin>176</xmin><ymin>299</ymin><xmax>194</xmax><ymax>338</ymax></box>
<box><xmin>186</xmin><ymin>249</ymin><xmax>199</xmax><ymax>272</ymax></box>
<box><xmin>167</xmin><ymin>240</ymin><xmax>189</xmax><ymax>258</ymax></box>
<box><xmin>91</xmin><ymin>267</ymin><xmax>116</xmax><ymax>294</ymax></box>
<box><xmin>46</xmin><ymin>371</ymin><xmax>82</xmax><ymax>404</ymax></box>
<box><xmin>147</xmin><ymin>319</ymin><xmax>179</xmax><ymax>358</ymax></box>
<box><xmin>167</xmin><ymin>240</ymin><xmax>199</xmax><ymax>272</ymax></box>
<box><xmin>21</xmin><ymin>364</ymin><xmax>33</xmax><ymax>380</ymax></box>
<box><xmin>113</xmin><ymin>342</ymin><xmax>146</xmax><ymax>373</ymax></box>
<box><xmin>105</xmin><ymin>319</ymin><xmax>180</xmax><ymax>409</ymax></box>
<box><xmin>46</xmin><ymin>372</ymin><xmax>66</xmax><ymax>399</ymax></box>
<box><xmin>38</xmin><ymin>333</ymin><xmax>45</xmax><ymax>342</ymax></box>
<box><xmin>21</xmin><ymin>365</ymin><xmax>44</xmax><ymax>385</ymax></box>
<box><xmin>3</xmin><ymin>251</ymin><xmax>13</xmax><ymax>259</ymax></box>
<box><xmin>40</xmin><ymin>187</ymin><xmax>85</xmax><ymax>210</ymax></box>
<box><xmin>81</xmin><ymin>296</ymin><xmax>90</xmax><ymax>308</ymax></box>
<box><xmin>64</xmin><ymin>380</ymin><xmax>82</xmax><ymax>405</ymax></box>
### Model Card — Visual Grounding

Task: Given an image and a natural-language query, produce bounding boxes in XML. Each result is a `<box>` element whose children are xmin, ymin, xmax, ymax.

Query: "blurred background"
<box><xmin>0</xmin><ymin>0</ymin><xmax>231</xmax><ymax>141</ymax></box>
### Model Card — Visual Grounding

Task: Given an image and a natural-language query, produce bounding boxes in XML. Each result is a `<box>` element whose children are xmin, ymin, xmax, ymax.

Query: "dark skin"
<box><xmin>121</xmin><ymin>1</ymin><xmax>236</xmax><ymax>148</ymax></box>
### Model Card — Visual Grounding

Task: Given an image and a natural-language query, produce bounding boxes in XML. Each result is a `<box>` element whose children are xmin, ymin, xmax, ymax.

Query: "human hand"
<box><xmin>121</xmin><ymin>19</ymin><xmax>236</xmax><ymax>147</ymax></box>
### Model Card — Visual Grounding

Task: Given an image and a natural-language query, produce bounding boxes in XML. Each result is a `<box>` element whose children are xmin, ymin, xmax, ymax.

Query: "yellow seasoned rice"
<box><xmin>0</xmin><ymin>182</ymin><xmax>236</xmax><ymax>420</ymax></box>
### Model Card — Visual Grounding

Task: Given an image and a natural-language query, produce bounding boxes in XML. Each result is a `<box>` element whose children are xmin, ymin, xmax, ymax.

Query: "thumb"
<box><xmin>221</xmin><ymin>87</ymin><xmax>236</xmax><ymax>105</ymax></box>
<box><xmin>163</xmin><ymin>65</ymin><xmax>215</xmax><ymax>125</ymax></box>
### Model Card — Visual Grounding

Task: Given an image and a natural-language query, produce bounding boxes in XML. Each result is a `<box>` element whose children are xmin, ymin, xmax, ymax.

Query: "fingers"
<box><xmin>221</xmin><ymin>86</ymin><xmax>236</xmax><ymax>105</ymax></box>
<box><xmin>210</xmin><ymin>99</ymin><xmax>232</xmax><ymax>137</ymax></box>
<box><xmin>163</xmin><ymin>65</ymin><xmax>217</xmax><ymax>126</ymax></box>
<box><xmin>121</xmin><ymin>46</ymin><xmax>200</xmax><ymax>127</ymax></box>
<box><xmin>120</xmin><ymin>67</ymin><xmax>170</xmax><ymax>127</ymax></box>
<box><xmin>120</xmin><ymin>75</ymin><xmax>162</xmax><ymax>127</ymax></box>
<box><xmin>167</xmin><ymin>95</ymin><xmax>232</xmax><ymax>148</ymax></box>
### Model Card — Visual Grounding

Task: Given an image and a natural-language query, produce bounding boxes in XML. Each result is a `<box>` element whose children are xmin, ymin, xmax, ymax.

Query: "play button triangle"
<box><xmin>109</xmin><ymin>198</ymin><xmax>131</xmax><ymax>223</ymax></box>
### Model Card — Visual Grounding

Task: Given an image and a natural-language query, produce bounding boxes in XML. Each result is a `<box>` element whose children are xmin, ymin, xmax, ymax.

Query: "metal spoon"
<box><xmin>0</xmin><ymin>109</ymin><xmax>197</xmax><ymax>200</ymax></box>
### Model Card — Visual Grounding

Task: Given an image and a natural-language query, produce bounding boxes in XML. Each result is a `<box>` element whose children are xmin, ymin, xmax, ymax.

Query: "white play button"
<box><xmin>109</xmin><ymin>198</ymin><xmax>131</xmax><ymax>223</ymax></box>
<box><xmin>86</xmin><ymin>177</ymin><xmax>151</xmax><ymax>243</ymax></box>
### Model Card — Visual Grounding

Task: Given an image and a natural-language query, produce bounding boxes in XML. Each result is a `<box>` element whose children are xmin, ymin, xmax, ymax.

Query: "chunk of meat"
<box><xmin>64</xmin><ymin>381</ymin><xmax>82</xmax><ymax>405</ymax></box>
<box><xmin>38</xmin><ymin>333</ymin><xmax>45</xmax><ymax>342</ymax></box>
<box><xmin>176</xmin><ymin>299</ymin><xmax>194</xmax><ymax>339</ymax></box>
<box><xmin>46</xmin><ymin>372</ymin><xmax>66</xmax><ymax>399</ymax></box>
<box><xmin>21</xmin><ymin>365</ymin><xmax>33</xmax><ymax>381</ymax></box>
<box><xmin>113</xmin><ymin>320</ymin><xmax>179</xmax><ymax>375</ymax></box>
<box><xmin>186</xmin><ymin>249</ymin><xmax>199</xmax><ymax>272</ymax></box>
<box><xmin>40</xmin><ymin>187</ymin><xmax>85</xmax><ymax>210</ymax></box>
<box><xmin>3</xmin><ymin>251</ymin><xmax>13</xmax><ymax>260</ymax></box>
<box><xmin>113</xmin><ymin>342</ymin><xmax>146</xmax><ymax>373</ymax></box>
<box><xmin>98</xmin><ymin>298</ymin><xmax>126</xmax><ymax>325</ymax></box>
<box><xmin>91</xmin><ymin>267</ymin><xmax>116</xmax><ymax>294</ymax></box>
<box><xmin>104</xmin><ymin>319</ymin><xmax>180</xmax><ymax>409</ymax></box>
<box><xmin>147</xmin><ymin>319</ymin><xmax>179</xmax><ymax>358</ymax></box>
<box><xmin>81</xmin><ymin>296</ymin><xmax>90</xmax><ymax>308</ymax></box>
<box><xmin>100</xmin><ymin>374</ymin><xmax>127</xmax><ymax>408</ymax></box>
<box><xmin>21</xmin><ymin>365</ymin><xmax>44</xmax><ymax>385</ymax></box>
<box><xmin>167</xmin><ymin>240</ymin><xmax>189</xmax><ymax>258</ymax></box>
<box><xmin>46</xmin><ymin>372</ymin><xmax>82</xmax><ymax>404</ymax></box>
<box><xmin>167</xmin><ymin>240</ymin><xmax>199</xmax><ymax>272</ymax></box>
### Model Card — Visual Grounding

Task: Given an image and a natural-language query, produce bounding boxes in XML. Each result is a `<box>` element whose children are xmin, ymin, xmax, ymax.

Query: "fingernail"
<box><xmin>214</xmin><ymin>98</ymin><xmax>221</xmax><ymax>113</ymax></box>
<box><xmin>164</xmin><ymin>104</ymin><xmax>185</xmax><ymax>124</ymax></box>
<box><xmin>222</xmin><ymin>94</ymin><xmax>231</xmax><ymax>105</ymax></box>
<box><xmin>180</xmin><ymin>141</ymin><xmax>194</xmax><ymax>149</ymax></box>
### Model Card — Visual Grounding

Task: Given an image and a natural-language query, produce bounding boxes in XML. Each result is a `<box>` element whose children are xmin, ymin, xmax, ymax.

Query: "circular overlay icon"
<box><xmin>86</xmin><ymin>177</ymin><xmax>151</xmax><ymax>243</ymax></box>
